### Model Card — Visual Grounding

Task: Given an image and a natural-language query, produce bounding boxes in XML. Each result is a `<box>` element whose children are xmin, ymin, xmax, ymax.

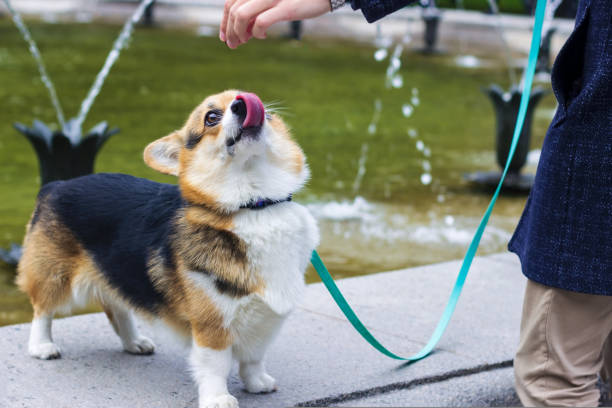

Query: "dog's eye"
<box><xmin>205</xmin><ymin>110</ymin><xmax>222</xmax><ymax>127</ymax></box>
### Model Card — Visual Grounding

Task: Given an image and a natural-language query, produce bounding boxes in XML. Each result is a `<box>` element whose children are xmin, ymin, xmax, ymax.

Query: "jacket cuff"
<box><xmin>348</xmin><ymin>0</ymin><xmax>414</xmax><ymax>23</ymax></box>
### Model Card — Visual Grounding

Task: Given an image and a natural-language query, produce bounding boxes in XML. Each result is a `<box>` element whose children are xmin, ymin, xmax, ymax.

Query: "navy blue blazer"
<box><xmin>509</xmin><ymin>0</ymin><xmax>612</xmax><ymax>295</ymax></box>
<box><xmin>349</xmin><ymin>0</ymin><xmax>413</xmax><ymax>23</ymax></box>
<box><xmin>351</xmin><ymin>0</ymin><xmax>612</xmax><ymax>294</ymax></box>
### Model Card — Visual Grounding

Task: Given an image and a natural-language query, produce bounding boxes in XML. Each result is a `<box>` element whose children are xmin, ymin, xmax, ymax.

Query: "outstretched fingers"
<box><xmin>251</xmin><ymin>3</ymin><xmax>293</xmax><ymax>39</ymax></box>
<box><xmin>232</xmin><ymin>0</ymin><xmax>280</xmax><ymax>45</ymax></box>
<box><xmin>221</xmin><ymin>0</ymin><xmax>332</xmax><ymax>48</ymax></box>
<box><xmin>220</xmin><ymin>0</ymin><xmax>238</xmax><ymax>42</ymax></box>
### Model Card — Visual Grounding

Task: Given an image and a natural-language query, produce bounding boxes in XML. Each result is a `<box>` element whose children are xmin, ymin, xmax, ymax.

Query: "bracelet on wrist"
<box><xmin>330</xmin><ymin>0</ymin><xmax>347</xmax><ymax>11</ymax></box>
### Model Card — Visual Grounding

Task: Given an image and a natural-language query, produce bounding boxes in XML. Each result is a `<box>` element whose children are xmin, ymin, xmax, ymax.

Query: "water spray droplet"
<box><xmin>375</xmin><ymin>32</ymin><xmax>393</xmax><ymax>49</ymax></box>
<box><xmin>416</xmin><ymin>140</ymin><xmax>425</xmax><ymax>151</ymax></box>
<box><xmin>411</xmin><ymin>96</ymin><xmax>420</xmax><ymax>106</ymax></box>
<box><xmin>368</xmin><ymin>123</ymin><xmax>377</xmax><ymax>134</ymax></box>
<box><xmin>437</xmin><ymin>194</ymin><xmax>446</xmax><ymax>203</ymax></box>
<box><xmin>444</xmin><ymin>215</ymin><xmax>455</xmax><ymax>226</ymax></box>
<box><xmin>374</xmin><ymin>98</ymin><xmax>382</xmax><ymax>111</ymax></box>
<box><xmin>374</xmin><ymin>48</ymin><xmax>388</xmax><ymax>61</ymax></box>
<box><xmin>420</xmin><ymin>173</ymin><xmax>432</xmax><ymax>185</ymax></box>
<box><xmin>402</xmin><ymin>103</ymin><xmax>414</xmax><ymax>117</ymax></box>
<box><xmin>391</xmin><ymin>75</ymin><xmax>403</xmax><ymax>88</ymax></box>
<box><xmin>408</xmin><ymin>128</ymin><xmax>418</xmax><ymax>138</ymax></box>
<box><xmin>391</xmin><ymin>57</ymin><xmax>401</xmax><ymax>70</ymax></box>
<box><xmin>423</xmin><ymin>147</ymin><xmax>431</xmax><ymax>157</ymax></box>
<box><xmin>352</xmin><ymin>143</ymin><xmax>369</xmax><ymax>194</ymax></box>
<box><xmin>422</xmin><ymin>160</ymin><xmax>431</xmax><ymax>172</ymax></box>
<box><xmin>455</xmin><ymin>55</ymin><xmax>481</xmax><ymax>68</ymax></box>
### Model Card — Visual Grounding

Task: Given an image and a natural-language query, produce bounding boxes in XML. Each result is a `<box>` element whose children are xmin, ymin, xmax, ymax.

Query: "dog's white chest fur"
<box><xmin>185</xmin><ymin>201</ymin><xmax>318</xmax><ymax>337</ymax></box>
<box><xmin>232</xmin><ymin>202</ymin><xmax>318</xmax><ymax>316</ymax></box>
<box><xmin>227</xmin><ymin>202</ymin><xmax>318</xmax><ymax>367</ymax></box>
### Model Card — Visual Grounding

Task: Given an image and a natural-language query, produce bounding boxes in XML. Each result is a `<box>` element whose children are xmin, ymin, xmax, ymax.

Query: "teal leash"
<box><xmin>310</xmin><ymin>0</ymin><xmax>547</xmax><ymax>362</ymax></box>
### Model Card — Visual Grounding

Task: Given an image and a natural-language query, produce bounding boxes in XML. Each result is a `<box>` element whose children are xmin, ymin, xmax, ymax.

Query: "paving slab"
<box><xmin>333</xmin><ymin>367</ymin><xmax>519</xmax><ymax>407</ymax></box>
<box><xmin>0</xmin><ymin>252</ymin><xmax>525</xmax><ymax>407</ymax></box>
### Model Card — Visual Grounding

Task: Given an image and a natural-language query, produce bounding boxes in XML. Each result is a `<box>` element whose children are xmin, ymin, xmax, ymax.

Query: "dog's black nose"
<box><xmin>231</xmin><ymin>99</ymin><xmax>247</xmax><ymax>124</ymax></box>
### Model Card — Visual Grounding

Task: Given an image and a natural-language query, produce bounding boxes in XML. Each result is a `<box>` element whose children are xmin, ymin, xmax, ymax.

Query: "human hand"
<box><xmin>220</xmin><ymin>0</ymin><xmax>332</xmax><ymax>49</ymax></box>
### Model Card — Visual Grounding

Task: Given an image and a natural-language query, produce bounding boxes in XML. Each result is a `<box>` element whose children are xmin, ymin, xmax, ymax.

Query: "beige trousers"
<box><xmin>515</xmin><ymin>279</ymin><xmax>612</xmax><ymax>407</ymax></box>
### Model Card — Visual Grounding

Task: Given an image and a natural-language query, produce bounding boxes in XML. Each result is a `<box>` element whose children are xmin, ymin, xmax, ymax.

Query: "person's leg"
<box><xmin>515</xmin><ymin>279</ymin><xmax>612</xmax><ymax>407</ymax></box>
<box><xmin>599</xmin><ymin>335</ymin><xmax>612</xmax><ymax>404</ymax></box>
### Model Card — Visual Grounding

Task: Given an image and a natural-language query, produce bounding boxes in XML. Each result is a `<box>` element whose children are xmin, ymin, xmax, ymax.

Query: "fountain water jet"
<box><xmin>2</xmin><ymin>0</ymin><xmax>66</xmax><ymax>128</ymax></box>
<box><xmin>536</xmin><ymin>0</ymin><xmax>564</xmax><ymax>76</ymax></box>
<box><xmin>352</xmin><ymin>143</ymin><xmax>369</xmax><ymax>195</ymax></box>
<box><xmin>485</xmin><ymin>0</ymin><xmax>518</xmax><ymax>85</ymax></box>
<box><xmin>1</xmin><ymin>0</ymin><xmax>156</xmax><ymax>266</ymax></box>
<box><xmin>73</xmin><ymin>0</ymin><xmax>156</xmax><ymax>138</ymax></box>
<box><xmin>365</xmin><ymin>26</ymin><xmax>437</xmax><ymax>197</ymax></box>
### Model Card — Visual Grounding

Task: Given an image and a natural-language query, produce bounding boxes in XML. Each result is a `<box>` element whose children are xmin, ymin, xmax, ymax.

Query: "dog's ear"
<box><xmin>143</xmin><ymin>131</ymin><xmax>183</xmax><ymax>176</ymax></box>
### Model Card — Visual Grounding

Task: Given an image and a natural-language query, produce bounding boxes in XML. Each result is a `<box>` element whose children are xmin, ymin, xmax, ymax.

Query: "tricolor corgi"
<box><xmin>16</xmin><ymin>90</ymin><xmax>319</xmax><ymax>408</ymax></box>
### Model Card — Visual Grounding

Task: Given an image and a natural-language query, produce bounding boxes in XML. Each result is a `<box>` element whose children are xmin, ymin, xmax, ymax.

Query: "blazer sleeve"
<box><xmin>348</xmin><ymin>0</ymin><xmax>417</xmax><ymax>23</ymax></box>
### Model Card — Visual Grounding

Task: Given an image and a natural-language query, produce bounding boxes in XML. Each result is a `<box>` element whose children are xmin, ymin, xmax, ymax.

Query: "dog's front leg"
<box><xmin>233</xmin><ymin>313</ymin><xmax>284</xmax><ymax>394</ymax></box>
<box><xmin>189</xmin><ymin>329</ymin><xmax>237</xmax><ymax>408</ymax></box>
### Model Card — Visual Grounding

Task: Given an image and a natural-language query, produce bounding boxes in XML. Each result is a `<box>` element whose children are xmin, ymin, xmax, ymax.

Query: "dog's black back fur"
<box><xmin>37</xmin><ymin>173</ymin><xmax>182</xmax><ymax>311</ymax></box>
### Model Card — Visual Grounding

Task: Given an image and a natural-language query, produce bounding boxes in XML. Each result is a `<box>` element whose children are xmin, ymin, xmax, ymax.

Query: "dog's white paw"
<box><xmin>123</xmin><ymin>336</ymin><xmax>155</xmax><ymax>355</ymax></box>
<box><xmin>244</xmin><ymin>372</ymin><xmax>277</xmax><ymax>394</ymax></box>
<box><xmin>200</xmin><ymin>394</ymin><xmax>239</xmax><ymax>408</ymax></box>
<box><xmin>29</xmin><ymin>342</ymin><xmax>61</xmax><ymax>360</ymax></box>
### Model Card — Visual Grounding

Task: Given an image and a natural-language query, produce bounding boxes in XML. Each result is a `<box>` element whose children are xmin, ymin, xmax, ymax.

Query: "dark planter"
<box><xmin>483</xmin><ymin>84</ymin><xmax>547</xmax><ymax>174</ymax></box>
<box><xmin>422</xmin><ymin>7</ymin><xmax>441</xmax><ymax>54</ymax></box>
<box><xmin>523</xmin><ymin>0</ymin><xmax>578</xmax><ymax>18</ymax></box>
<box><xmin>143</xmin><ymin>0</ymin><xmax>156</xmax><ymax>26</ymax></box>
<box><xmin>0</xmin><ymin>243</ymin><xmax>22</xmax><ymax>266</ymax></box>
<box><xmin>15</xmin><ymin>119</ymin><xmax>118</xmax><ymax>186</ymax></box>
<box><xmin>536</xmin><ymin>27</ymin><xmax>557</xmax><ymax>74</ymax></box>
<box><xmin>288</xmin><ymin>21</ymin><xmax>302</xmax><ymax>40</ymax></box>
<box><xmin>465</xmin><ymin>85</ymin><xmax>548</xmax><ymax>192</ymax></box>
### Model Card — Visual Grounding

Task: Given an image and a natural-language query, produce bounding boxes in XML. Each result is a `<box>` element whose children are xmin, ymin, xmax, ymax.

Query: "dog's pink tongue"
<box><xmin>236</xmin><ymin>93</ymin><xmax>265</xmax><ymax>128</ymax></box>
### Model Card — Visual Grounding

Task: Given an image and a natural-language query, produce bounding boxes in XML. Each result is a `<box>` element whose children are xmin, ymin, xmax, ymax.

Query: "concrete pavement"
<box><xmin>1</xmin><ymin>252</ymin><xmax>525</xmax><ymax>407</ymax></box>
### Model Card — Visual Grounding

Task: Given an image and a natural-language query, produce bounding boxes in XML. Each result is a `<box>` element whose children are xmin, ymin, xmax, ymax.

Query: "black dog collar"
<box><xmin>240</xmin><ymin>195</ymin><xmax>292</xmax><ymax>210</ymax></box>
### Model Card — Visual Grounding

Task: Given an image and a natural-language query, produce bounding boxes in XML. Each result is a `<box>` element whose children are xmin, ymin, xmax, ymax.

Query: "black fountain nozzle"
<box><xmin>0</xmin><ymin>243</ymin><xmax>22</xmax><ymax>267</ymax></box>
<box><xmin>464</xmin><ymin>84</ymin><xmax>549</xmax><ymax>193</ymax></box>
<box><xmin>287</xmin><ymin>21</ymin><xmax>303</xmax><ymax>41</ymax></box>
<box><xmin>484</xmin><ymin>84</ymin><xmax>548</xmax><ymax>174</ymax></box>
<box><xmin>523</xmin><ymin>0</ymin><xmax>578</xmax><ymax>19</ymax></box>
<box><xmin>14</xmin><ymin>119</ymin><xmax>119</xmax><ymax>186</ymax></box>
<box><xmin>536</xmin><ymin>27</ymin><xmax>557</xmax><ymax>75</ymax></box>
<box><xmin>420</xmin><ymin>0</ymin><xmax>441</xmax><ymax>54</ymax></box>
<box><xmin>142</xmin><ymin>0</ymin><xmax>156</xmax><ymax>26</ymax></box>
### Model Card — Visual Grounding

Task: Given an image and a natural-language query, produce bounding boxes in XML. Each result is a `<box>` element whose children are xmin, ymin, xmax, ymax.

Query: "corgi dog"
<box><xmin>16</xmin><ymin>90</ymin><xmax>319</xmax><ymax>408</ymax></box>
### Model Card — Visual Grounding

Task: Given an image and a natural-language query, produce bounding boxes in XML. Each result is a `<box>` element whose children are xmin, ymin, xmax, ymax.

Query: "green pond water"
<box><xmin>0</xmin><ymin>20</ymin><xmax>556</xmax><ymax>326</ymax></box>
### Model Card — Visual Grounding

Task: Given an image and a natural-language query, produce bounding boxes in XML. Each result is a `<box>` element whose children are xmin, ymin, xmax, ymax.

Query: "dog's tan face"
<box><xmin>144</xmin><ymin>90</ymin><xmax>309</xmax><ymax>212</ymax></box>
